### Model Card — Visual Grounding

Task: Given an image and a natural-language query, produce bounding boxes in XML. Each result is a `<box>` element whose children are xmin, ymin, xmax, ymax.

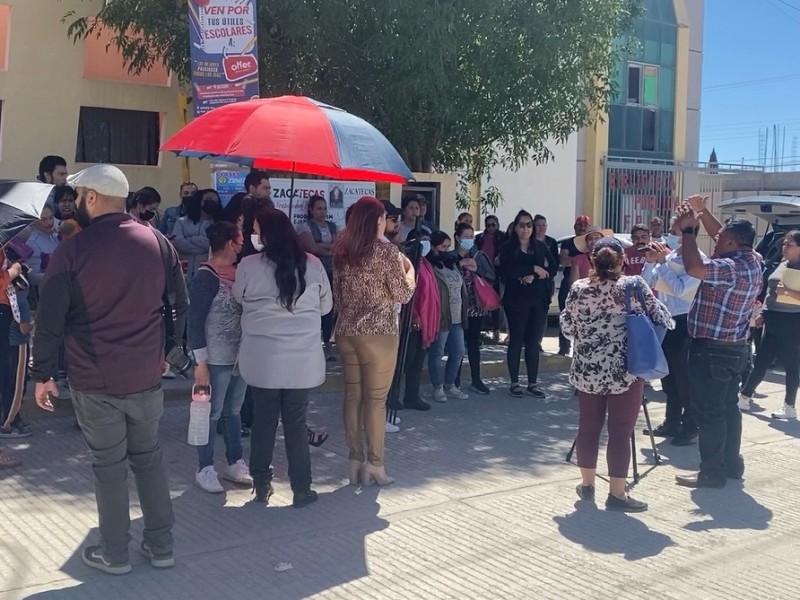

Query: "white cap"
<box><xmin>67</xmin><ymin>164</ymin><xmax>129</xmax><ymax>199</ymax></box>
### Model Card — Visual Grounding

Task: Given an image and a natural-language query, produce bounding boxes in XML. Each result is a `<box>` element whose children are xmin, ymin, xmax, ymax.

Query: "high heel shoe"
<box><xmin>349</xmin><ymin>459</ymin><xmax>365</xmax><ymax>485</ymax></box>
<box><xmin>362</xmin><ymin>463</ymin><xmax>394</xmax><ymax>486</ymax></box>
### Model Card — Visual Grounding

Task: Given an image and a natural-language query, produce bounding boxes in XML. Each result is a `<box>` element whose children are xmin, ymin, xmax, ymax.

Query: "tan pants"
<box><xmin>338</xmin><ymin>334</ymin><xmax>398</xmax><ymax>466</ymax></box>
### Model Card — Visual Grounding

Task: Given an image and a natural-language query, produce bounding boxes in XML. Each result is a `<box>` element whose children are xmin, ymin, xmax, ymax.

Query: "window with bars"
<box><xmin>76</xmin><ymin>107</ymin><xmax>160</xmax><ymax>166</ymax></box>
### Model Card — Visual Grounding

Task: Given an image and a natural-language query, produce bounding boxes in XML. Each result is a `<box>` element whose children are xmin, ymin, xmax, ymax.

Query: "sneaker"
<box><xmin>385</xmin><ymin>421</ymin><xmax>400</xmax><ymax>433</ymax></box>
<box><xmin>222</xmin><ymin>459</ymin><xmax>253</xmax><ymax>485</ymax></box>
<box><xmin>404</xmin><ymin>398</ymin><xmax>432</xmax><ymax>411</ymax></box>
<box><xmin>140</xmin><ymin>541</ymin><xmax>175</xmax><ymax>569</ymax></box>
<box><xmin>431</xmin><ymin>387</ymin><xmax>447</xmax><ymax>403</ymax></box>
<box><xmin>526</xmin><ymin>384</ymin><xmax>546</xmax><ymax>399</ymax></box>
<box><xmin>772</xmin><ymin>404</ymin><xmax>797</xmax><ymax>420</ymax></box>
<box><xmin>0</xmin><ymin>425</ymin><xmax>32</xmax><ymax>439</ymax></box>
<box><xmin>195</xmin><ymin>466</ymin><xmax>224</xmax><ymax>493</ymax></box>
<box><xmin>81</xmin><ymin>544</ymin><xmax>131</xmax><ymax>576</ymax></box>
<box><xmin>605</xmin><ymin>494</ymin><xmax>648</xmax><ymax>513</ymax></box>
<box><xmin>575</xmin><ymin>484</ymin><xmax>595</xmax><ymax>501</ymax></box>
<box><xmin>470</xmin><ymin>380</ymin><xmax>491</xmax><ymax>395</ymax></box>
<box><xmin>389</xmin><ymin>415</ymin><xmax>402</xmax><ymax>425</ymax></box>
<box><xmin>292</xmin><ymin>490</ymin><xmax>319</xmax><ymax>508</ymax></box>
<box><xmin>444</xmin><ymin>385</ymin><xmax>469</xmax><ymax>400</ymax></box>
<box><xmin>644</xmin><ymin>421</ymin><xmax>681</xmax><ymax>438</ymax></box>
<box><xmin>738</xmin><ymin>392</ymin><xmax>752</xmax><ymax>412</ymax></box>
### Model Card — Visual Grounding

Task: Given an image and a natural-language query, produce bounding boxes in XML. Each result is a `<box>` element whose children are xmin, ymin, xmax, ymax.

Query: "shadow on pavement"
<box><xmin>553</xmin><ymin>501</ymin><xmax>676</xmax><ymax>561</ymax></box>
<box><xmin>22</xmin><ymin>486</ymin><xmax>387</xmax><ymax>600</ymax></box>
<box><xmin>684</xmin><ymin>484</ymin><xmax>773</xmax><ymax>532</ymax></box>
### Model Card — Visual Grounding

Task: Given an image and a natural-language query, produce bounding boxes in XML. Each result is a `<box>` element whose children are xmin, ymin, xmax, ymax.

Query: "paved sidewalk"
<box><xmin>1</xmin><ymin>360</ymin><xmax>798</xmax><ymax>599</ymax></box>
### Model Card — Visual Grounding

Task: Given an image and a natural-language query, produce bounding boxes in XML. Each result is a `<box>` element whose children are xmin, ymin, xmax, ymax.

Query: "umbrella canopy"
<box><xmin>0</xmin><ymin>181</ymin><xmax>54</xmax><ymax>247</ymax></box>
<box><xmin>161</xmin><ymin>95</ymin><xmax>413</xmax><ymax>183</ymax></box>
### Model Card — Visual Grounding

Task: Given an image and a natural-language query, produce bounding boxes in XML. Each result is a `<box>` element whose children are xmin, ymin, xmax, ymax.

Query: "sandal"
<box><xmin>0</xmin><ymin>452</ymin><xmax>22</xmax><ymax>470</ymax></box>
<box><xmin>509</xmin><ymin>384</ymin><xmax>524</xmax><ymax>398</ymax></box>
<box><xmin>307</xmin><ymin>428</ymin><xmax>329</xmax><ymax>447</ymax></box>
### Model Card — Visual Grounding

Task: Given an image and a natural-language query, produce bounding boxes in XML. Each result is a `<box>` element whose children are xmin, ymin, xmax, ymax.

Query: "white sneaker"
<box><xmin>222</xmin><ymin>459</ymin><xmax>253</xmax><ymax>485</ymax></box>
<box><xmin>444</xmin><ymin>385</ymin><xmax>469</xmax><ymax>400</ymax></box>
<box><xmin>737</xmin><ymin>392</ymin><xmax>752</xmax><ymax>411</ymax></box>
<box><xmin>431</xmin><ymin>387</ymin><xmax>447</xmax><ymax>403</ymax></box>
<box><xmin>389</xmin><ymin>415</ymin><xmax>401</xmax><ymax>425</ymax></box>
<box><xmin>195</xmin><ymin>466</ymin><xmax>224</xmax><ymax>493</ymax></box>
<box><xmin>385</xmin><ymin>421</ymin><xmax>400</xmax><ymax>433</ymax></box>
<box><xmin>772</xmin><ymin>404</ymin><xmax>797</xmax><ymax>420</ymax></box>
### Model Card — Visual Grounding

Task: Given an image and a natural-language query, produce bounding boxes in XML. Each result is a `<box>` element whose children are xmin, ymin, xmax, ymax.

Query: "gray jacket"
<box><xmin>187</xmin><ymin>265</ymin><xmax>242</xmax><ymax>366</ymax></box>
<box><xmin>233</xmin><ymin>252</ymin><xmax>333</xmax><ymax>389</ymax></box>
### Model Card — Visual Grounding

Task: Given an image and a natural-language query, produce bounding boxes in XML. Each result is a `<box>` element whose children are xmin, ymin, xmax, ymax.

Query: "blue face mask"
<box><xmin>420</xmin><ymin>240</ymin><xmax>431</xmax><ymax>256</ymax></box>
<box><xmin>665</xmin><ymin>233</ymin><xmax>680</xmax><ymax>249</ymax></box>
<box><xmin>459</xmin><ymin>238</ymin><xmax>475</xmax><ymax>251</ymax></box>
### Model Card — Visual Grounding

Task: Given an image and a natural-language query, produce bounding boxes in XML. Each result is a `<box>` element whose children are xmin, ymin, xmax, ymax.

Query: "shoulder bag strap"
<box><xmin>151</xmin><ymin>229</ymin><xmax>176</xmax><ymax>341</ymax></box>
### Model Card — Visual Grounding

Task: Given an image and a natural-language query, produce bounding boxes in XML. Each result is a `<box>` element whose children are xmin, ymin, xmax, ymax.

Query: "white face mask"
<box><xmin>250</xmin><ymin>233</ymin><xmax>264</xmax><ymax>252</ymax></box>
<box><xmin>420</xmin><ymin>240</ymin><xmax>431</xmax><ymax>256</ymax></box>
<box><xmin>665</xmin><ymin>233</ymin><xmax>680</xmax><ymax>249</ymax></box>
<box><xmin>459</xmin><ymin>238</ymin><xmax>475</xmax><ymax>251</ymax></box>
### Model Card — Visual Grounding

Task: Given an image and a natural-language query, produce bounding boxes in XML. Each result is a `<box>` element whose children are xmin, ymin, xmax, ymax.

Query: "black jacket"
<box><xmin>497</xmin><ymin>239</ymin><xmax>558</xmax><ymax>306</ymax></box>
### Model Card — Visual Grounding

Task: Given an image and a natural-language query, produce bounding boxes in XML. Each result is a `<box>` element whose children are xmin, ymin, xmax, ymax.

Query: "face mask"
<box><xmin>139</xmin><ymin>209</ymin><xmax>155</xmax><ymax>222</ymax></box>
<box><xmin>250</xmin><ymin>233</ymin><xmax>265</xmax><ymax>252</ymax></box>
<box><xmin>74</xmin><ymin>197</ymin><xmax>92</xmax><ymax>228</ymax></box>
<box><xmin>665</xmin><ymin>233</ymin><xmax>680</xmax><ymax>249</ymax></box>
<box><xmin>420</xmin><ymin>240</ymin><xmax>431</xmax><ymax>256</ymax></box>
<box><xmin>460</xmin><ymin>238</ymin><xmax>475</xmax><ymax>251</ymax></box>
<box><xmin>202</xmin><ymin>200</ymin><xmax>219</xmax><ymax>215</ymax></box>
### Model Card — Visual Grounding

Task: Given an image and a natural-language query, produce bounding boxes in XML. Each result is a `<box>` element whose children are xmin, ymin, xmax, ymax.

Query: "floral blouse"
<box><xmin>334</xmin><ymin>241</ymin><xmax>416</xmax><ymax>336</ymax></box>
<box><xmin>560</xmin><ymin>275</ymin><xmax>673</xmax><ymax>395</ymax></box>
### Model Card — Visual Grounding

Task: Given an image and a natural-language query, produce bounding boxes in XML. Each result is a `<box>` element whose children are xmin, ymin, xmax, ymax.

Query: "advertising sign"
<box><xmin>188</xmin><ymin>0</ymin><xmax>260</xmax><ymax>116</ymax></box>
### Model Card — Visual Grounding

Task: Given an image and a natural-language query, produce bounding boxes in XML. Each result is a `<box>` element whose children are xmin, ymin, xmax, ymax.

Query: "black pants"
<box><xmin>661</xmin><ymin>314</ymin><xmax>695</xmax><ymax>431</ymax></box>
<box><xmin>403</xmin><ymin>331</ymin><xmax>427</xmax><ymax>403</ymax></box>
<box><xmin>0</xmin><ymin>306</ymin><xmax>12</xmax><ymax>426</ymax></box>
<box><xmin>557</xmin><ymin>277</ymin><xmax>571</xmax><ymax>352</ymax></box>
<box><xmin>688</xmin><ymin>339</ymin><xmax>749</xmax><ymax>480</ymax></box>
<box><xmin>742</xmin><ymin>311</ymin><xmax>800</xmax><ymax>406</ymax></box>
<box><xmin>321</xmin><ymin>311</ymin><xmax>335</xmax><ymax>346</ymax></box>
<box><xmin>504</xmin><ymin>295</ymin><xmax>547</xmax><ymax>385</ymax></box>
<box><xmin>455</xmin><ymin>316</ymin><xmax>486</xmax><ymax>388</ymax></box>
<box><xmin>249</xmin><ymin>387</ymin><xmax>312</xmax><ymax>493</ymax></box>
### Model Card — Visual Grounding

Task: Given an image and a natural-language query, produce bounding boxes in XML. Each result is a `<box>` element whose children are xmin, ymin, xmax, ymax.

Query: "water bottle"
<box><xmin>187</xmin><ymin>384</ymin><xmax>211</xmax><ymax>446</ymax></box>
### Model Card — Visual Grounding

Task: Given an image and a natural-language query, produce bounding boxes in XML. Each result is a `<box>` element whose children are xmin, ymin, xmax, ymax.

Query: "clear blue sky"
<box><xmin>700</xmin><ymin>0</ymin><xmax>800</xmax><ymax>168</ymax></box>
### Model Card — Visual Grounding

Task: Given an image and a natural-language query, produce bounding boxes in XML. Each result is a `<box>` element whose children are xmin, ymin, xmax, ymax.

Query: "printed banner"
<box><xmin>270</xmin><ymin>179</ymin><xmax>376</xmax><ymax>230</ymax></box>
<box><xmin>211</xmin><ymin>173</ymin><xmax>375</xmax><ymax>229</ymax></box>
<box><xmin>188</xmin><ymin>0</ymin><xmax>260</xmax><ymax>116</ymax></box>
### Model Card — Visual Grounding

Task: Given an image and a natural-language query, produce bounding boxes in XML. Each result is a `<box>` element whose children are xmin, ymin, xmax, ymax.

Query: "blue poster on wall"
<box><xmin>188</xmin><ymin>0</ymin><xmax>260</xmax><ymax>117</ymax></box>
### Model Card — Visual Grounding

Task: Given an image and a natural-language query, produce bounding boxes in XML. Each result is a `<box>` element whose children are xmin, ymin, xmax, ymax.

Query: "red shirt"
<box><xmin>624</xmin><ymin>247</ymin><xmax>647</xmax><ymax>276</ymax></box>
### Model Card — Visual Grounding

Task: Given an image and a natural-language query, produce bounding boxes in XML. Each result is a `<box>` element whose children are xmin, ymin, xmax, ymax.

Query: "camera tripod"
<box><xmin>565</xmin><ymin>395</ymin><xmax>662</xmax><ymax>486</ymax></box>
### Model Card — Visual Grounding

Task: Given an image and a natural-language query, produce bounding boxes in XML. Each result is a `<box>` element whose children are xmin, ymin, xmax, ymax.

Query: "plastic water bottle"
<box><xmin>187</xmin><ymin>384</ymin><xmax>211</xmax><ymax>446</ymax></box>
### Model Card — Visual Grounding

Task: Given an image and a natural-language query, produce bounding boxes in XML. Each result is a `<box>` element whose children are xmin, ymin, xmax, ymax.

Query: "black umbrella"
<box><xmin>0</xmin><ymin>180</ymin><xmax>54</xmax><ymax>247</ymax></box>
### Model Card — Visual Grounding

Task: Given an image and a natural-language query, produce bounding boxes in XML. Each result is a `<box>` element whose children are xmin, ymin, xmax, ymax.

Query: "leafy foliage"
<box><xmin>63</xmin><ymin>0</ymin><xmax>641</xmax><ymax>178</ymax></box>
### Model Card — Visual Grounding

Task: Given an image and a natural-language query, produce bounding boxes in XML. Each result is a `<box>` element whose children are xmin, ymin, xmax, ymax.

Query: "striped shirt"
<box><xmin>688</xmin><ymin>250</ymin><xmax>763</xmax><ymax>342</ymax></box>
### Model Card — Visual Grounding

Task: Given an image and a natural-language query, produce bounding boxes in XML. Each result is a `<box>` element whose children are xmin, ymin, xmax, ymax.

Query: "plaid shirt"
<box><xmin>688</xmin><ymin>250</ymin><xmax>763</xmax><ymax>342</ymax></box>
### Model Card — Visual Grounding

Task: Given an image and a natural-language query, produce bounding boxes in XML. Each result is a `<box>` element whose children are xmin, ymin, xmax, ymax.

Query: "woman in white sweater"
<box><xmin>233</xmin><ymin>207</ymin><xmax>332</xmax><ymax>508</ymax></box>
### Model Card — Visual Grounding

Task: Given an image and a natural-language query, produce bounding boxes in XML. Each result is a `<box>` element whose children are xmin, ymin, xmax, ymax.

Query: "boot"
<box><xmin>362</xmin><ymin>462</ymin><xmax>394</xmax><ymax>486</ymax></box>
<box><xmin>251</xmin><ymin>480</ymin><xmax>274</xmax><ymax>505</ymax></box>
<box><xmin>349</xmin><ymin>459</ymin><xmax>365</xmax><ymax>485</ymax></box>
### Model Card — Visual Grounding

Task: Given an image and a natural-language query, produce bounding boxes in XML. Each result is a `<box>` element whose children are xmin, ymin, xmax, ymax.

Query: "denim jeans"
<box><xmin>248</xmin><ymin>387</ymin><xmax>311</xmax><ymax>493</ymax></box>
<box><xmin>427</xmin><ymin>324</ymin><xmax>465</xmax><ymax>387</ymax></box>
<box><xmin>687</xmin><ymin>339</ymin><xmax>750</xmax><ymax>479</ymax></box>
<box><xmin>72</xmin><ymin>386</ymin><xmax>174</xmax><ymax>564</ymax></box>
<box><xmin>197</xmin><ymin>364</ymin><xmax>247</xmax><ymax>470</ymax></box>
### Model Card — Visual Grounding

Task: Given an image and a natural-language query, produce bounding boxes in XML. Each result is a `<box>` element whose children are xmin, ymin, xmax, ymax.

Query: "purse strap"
<box><xmin>624</xmin><ymin>279</ymin><xmax>648</xmax><ymax>315</ymax></box>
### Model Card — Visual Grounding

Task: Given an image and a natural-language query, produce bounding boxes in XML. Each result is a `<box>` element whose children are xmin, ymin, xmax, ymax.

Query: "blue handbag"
<box><xmin>625</xmin><ymin>280</ymin><xmax>669</xmax><ymax>380</ymax></box>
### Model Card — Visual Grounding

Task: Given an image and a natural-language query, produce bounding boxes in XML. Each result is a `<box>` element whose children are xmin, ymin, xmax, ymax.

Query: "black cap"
<box><xmin>381</xmin><ymin>199</ymin><xmax>402</xmax><ymax>217</ymax></box>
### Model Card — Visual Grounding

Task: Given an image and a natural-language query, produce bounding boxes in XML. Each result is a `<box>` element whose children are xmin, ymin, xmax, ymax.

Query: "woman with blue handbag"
<box><xmin>560</xmin><ymin>237</ymin><xmax>672</xmax><ymax>512</ymax></box>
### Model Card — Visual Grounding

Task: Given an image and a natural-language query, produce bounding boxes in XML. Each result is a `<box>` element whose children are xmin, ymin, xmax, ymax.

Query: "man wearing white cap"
<box><xmin>30</xmin><ymin>164</ymin><xmax>187</xmax><ymax>575</ymax></box>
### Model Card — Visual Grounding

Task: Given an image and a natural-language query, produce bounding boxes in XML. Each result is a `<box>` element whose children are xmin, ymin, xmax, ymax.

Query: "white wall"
<box><xmin>484</xmin><ymin>133</ymin><xmax>580</xmax><ymax>238</ymax></box>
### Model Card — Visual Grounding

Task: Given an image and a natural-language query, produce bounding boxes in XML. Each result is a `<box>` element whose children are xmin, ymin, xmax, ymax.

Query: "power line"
<box><xmin>764</xmin><ymin>0</ymin><xmax>800</xmax><ymax>25</ymax></box>
<box><xmin>775</xmin><ymin>0</ymin><xmax>800</xmax><ymax>13</ymax></box>
<box><xmin>703</xmin><ymin>73</ymin><xmax>800</xmax><ymax>91</ymax></box>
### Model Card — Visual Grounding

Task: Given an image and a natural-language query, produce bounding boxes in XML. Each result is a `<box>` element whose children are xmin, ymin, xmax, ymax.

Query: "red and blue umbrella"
<box><xmin>161</xmin><ymin>95</ymin><xmax>413</xmax><ymax>184</ymax></box>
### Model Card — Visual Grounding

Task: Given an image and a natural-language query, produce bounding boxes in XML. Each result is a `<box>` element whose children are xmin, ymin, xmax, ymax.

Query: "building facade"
<box><xmin>487</xmin><ymin>0</ymin><xmax>704</xmax><ymax>238</ymax></box>
<box><xmin>0</xmin><ymin>0</ymin><xmax>204</xmax><ymax>202</ymax></box>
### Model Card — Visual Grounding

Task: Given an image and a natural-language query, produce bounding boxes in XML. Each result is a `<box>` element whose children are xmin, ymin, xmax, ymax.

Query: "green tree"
<box><xmin>64</xmin><ymin>0</ymin><xmax>640</xmax><ymax>178</ymax></box>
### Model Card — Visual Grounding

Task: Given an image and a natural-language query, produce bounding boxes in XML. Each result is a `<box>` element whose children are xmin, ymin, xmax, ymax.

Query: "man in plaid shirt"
<box><xmin>671</xmin><ymin>195</ymin><xmax>763</xmax><ymax>489</ymax></box>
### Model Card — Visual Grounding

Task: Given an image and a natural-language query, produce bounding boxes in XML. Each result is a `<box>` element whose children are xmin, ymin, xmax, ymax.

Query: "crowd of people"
<box><xmin>0</xmin><ymin>154</ymin><xmax>797</xmax><ymax>572</ymax></box>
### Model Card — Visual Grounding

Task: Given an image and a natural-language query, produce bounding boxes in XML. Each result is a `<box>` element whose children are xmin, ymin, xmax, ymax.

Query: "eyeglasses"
<box><xmin>517</xmin><ymin>222</ymin><xmax>533</xmax><ymax>229</ymax></box>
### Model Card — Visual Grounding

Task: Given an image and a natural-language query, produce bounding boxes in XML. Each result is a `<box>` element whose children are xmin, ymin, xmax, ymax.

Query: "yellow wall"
<box><xmin>580</xmin><ymin>118</ymin><xmax>610</xmax><ymax>222</ymax></box>
<box><xmin>672</xmin><ymin>0</ymin><xmax>690</xmax><ymax>163</ymax></box>
<box><xmin>0</xmin><ymin>0</ymin><xmax>206</xmax><ymax>206</ymax></box>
